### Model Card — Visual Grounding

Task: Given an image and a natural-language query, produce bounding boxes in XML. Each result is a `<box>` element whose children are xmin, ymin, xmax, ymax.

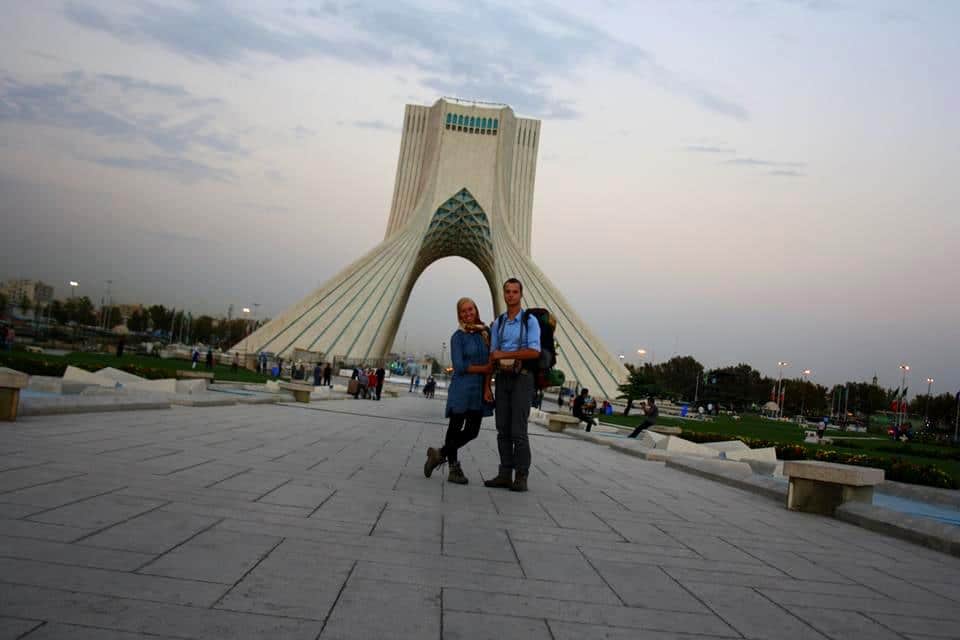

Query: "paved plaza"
<box><xmin>1</xmin><ymin>397</ymin><xmax>958</xmax><ymax>639</ymax></box>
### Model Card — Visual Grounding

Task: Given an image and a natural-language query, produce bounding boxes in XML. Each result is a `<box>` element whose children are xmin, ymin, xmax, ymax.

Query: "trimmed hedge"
<box><xmin>814</xmin><ymin>449</ymin><xmax>958</xmax><ymax>490</ymax></box>
<box><xmin>679</xmin><ymin>430</ymin><xmax>957</xmax><ymax>489</ymax></box>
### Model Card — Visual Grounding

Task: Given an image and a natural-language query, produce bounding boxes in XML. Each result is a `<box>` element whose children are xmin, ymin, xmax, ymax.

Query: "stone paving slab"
<box><xmin>1</xmin><ymin>398</ymin><xmax>959</xmax><ymax>639</ymax></box>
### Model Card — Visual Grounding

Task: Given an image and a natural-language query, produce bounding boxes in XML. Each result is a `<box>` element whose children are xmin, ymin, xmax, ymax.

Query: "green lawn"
<box><xmin>0</xmin><ymin>348</ymin><xmax>270</xmax><ymax>383</ymax></box>
<box><xmin>600</xmin><ymin>412</ymin><xmax>874</xmax><ymax>444</ymax></box>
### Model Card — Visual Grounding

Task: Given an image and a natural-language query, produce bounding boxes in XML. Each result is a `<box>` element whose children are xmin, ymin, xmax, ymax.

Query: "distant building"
<box><xmin>1</xmin><ymin>279</ymin><xmax>54</xmax><ymax>306</ymax></box>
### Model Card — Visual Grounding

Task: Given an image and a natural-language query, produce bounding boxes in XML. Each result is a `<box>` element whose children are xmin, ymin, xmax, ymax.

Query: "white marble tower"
<box><xmin>233</xmin><ymin>98</ymin><xmax>627</xmax><ymax>397</ymax></box>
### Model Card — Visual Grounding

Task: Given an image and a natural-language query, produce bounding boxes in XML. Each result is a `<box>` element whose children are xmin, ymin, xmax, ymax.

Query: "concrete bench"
<box><xmin>279</xmin><ymin>382</ymin><xmax>313</xmax><ymax>403</ymax></box>
<box><xmin>649</xmin><ymin>425</ymin><xmax>682</xmax><ymax>435</ymax></box>
<box><xmin>0</xmin><ymin>368</ymin><xmax>30</xmax><ymax>421</ymax></box>
<box><xmin>546</xmin><ymin>413</ymin><xmax>580</xmax><ymax>433</ymax></box>
<box><xmin>176</xmin><ymin>370</ymin><xmax>214</xmax><ymax>381</ymax></box>
<box><xmin>784</xmin><ymin>460</ymin><xmax>884</xmax><ymax>516</ymax></box>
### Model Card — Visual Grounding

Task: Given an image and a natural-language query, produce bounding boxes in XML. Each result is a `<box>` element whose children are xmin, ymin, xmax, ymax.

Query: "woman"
<box><xmin>424</xmin><ymin>297</ymin><xmax>494</xmax><ymax>484</ymax></box>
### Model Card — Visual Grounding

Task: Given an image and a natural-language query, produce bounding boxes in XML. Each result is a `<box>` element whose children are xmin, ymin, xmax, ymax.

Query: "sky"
<box><xmin>0</xmin><ymin>0</ymin><xmax>957</xmax><ymax>395</ymax></box>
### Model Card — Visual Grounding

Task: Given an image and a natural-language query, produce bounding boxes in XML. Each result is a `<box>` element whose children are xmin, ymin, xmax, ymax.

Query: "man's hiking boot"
<box><xmin>510</xmin><ymin>471</ymin><xmax>529</xmax><ymax>492</ymax></box>
<box><xmin>423</xmin><ymin>447</ymin><xmax>445</xmax><ymax>478</ymax></box>
<box><xmin>483</xmin><ymin>471</ymin><xmax>513</xmax><ymax>489</ymax></box>
<box><xmin>447</xmin><ymin>462</ymin><xmax>468</xmax><ymax>485</ymax></box>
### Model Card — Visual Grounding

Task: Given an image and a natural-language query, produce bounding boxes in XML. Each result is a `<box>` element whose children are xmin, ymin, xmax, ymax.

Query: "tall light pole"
<box><xmin>776</xmin><ymin>361</ymin><xmax>789</xmax><ymax>419</ymax></box>
<box><xmin>898</xmin><ymin>364</ymin><xmax>910</xmax><ymax>427</ymax></box>
<box><xmin>925</xmin><ymin>377</ymin><xmax>934</xmax><ymax>422</ymax></box>
<box><xmin>801</xmin><ymin>369</ymin><xmax>811</xmax><ymax>419</ymax></box>
<box><xmin>69</xmin><ymin>281</ymin><xmax>78</xmax><ymax>300</ymax></box>
<box><xmin>242</xmin><ymin>307</ymin><xmax>251</xmax><ymax>368</ymax></box>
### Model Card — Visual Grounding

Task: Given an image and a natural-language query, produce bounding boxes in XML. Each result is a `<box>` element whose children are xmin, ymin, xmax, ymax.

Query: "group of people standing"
<box><xmin>423</xmin><ymin>278</ymin><xmax>540</xmax><ymax>492</ymax></box>
<box><xmin>351</xmin><ymin>366</ymin><xmax>385</xmax><ymax>400</ymax></box>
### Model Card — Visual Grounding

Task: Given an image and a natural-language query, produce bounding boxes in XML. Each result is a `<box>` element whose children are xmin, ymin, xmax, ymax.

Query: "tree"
<box><xmin>18</xmin><ymin>294</ymin><xmax>32</xmax><ymax>317</ymax></box>
<box><xmin>146</xmin><ymin>305</ymin><xmax>169</xmax><ymax>332</ymax></box>
<box><xmin>105</xmin><ymin>306</ymin><xmax>122</xmax><ymax>329</ymax></box>
<box><xmin>702</xmin><ymin>363</ymin><xmax>769</xmax><ymax>411</ymax></box>
<box><xmin>192</xmin><ymin>315</ymin><xmax>215</xmax><ymax>344</ymax></box>
<box><xmin>49</xmin><ymin>299</ymin><xmax>67</xmax><ymax>324</ymax></box>
<box><xmin>64</xmin><ymin>296</ymin><xmax>96</xmax><ymax>325</ymax></box>
<box><xmin>617</xmin><ymin>364</ymin><xmax>661</xmax><ymax>402</ymax></box>
<box><xmin>651</xmin><ymin>355</ymin><xmax>704</xmax><ymax>401</ymax></box>
<box><xmin>127</xmin><ymin>309</ymin><xmax>148</xmax><ymax>333</ymax></box>
<box><xmin>0</xmin><ymin>292</ymin><xmax>8</xmax><ymax>318</ymax></box>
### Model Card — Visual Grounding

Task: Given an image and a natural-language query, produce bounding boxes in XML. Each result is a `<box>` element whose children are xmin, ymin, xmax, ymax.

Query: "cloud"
<box><xmin>0</xmin><ymin>70</ymin><xmax>244</xmax><ymax>159</ymax></box>
<box><xmin>769</xmin><ymin>169</ymin><xmax>805</xmax><ymax>177</ymax></box>
<box><xmin>96</xmin><ymin>73</ymin><xmax>190</xmax><ymax>98</ymax></box>
<box><xmin>63</xmin><ymin>1</ymin><xmax>748</xmax><ymax>122</ymax></box>
<box><xmin>351</xmin><ymin>120</ymin><xmax>400</xmax><ymax>132</ymax></box>
<box><xmin>685</xmin><ymin>145</ymin><xmax>736</xmax><ymax>153</ymax></box>
<box><xmin>85</xmin><ymin>154</ymin><xmax>233</xmax><ymax>182</ymax></box>
<box><xmin>725</xmin><ymin>157</ymin><xmax>805</xmax><ymax>168</ymax></box>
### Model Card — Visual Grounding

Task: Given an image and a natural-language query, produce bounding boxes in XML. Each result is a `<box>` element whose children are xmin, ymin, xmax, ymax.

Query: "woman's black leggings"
<box><xmin>441</xmin><ymin>411</ymin><xmax>483</xmax><ymax>464</ymax></box>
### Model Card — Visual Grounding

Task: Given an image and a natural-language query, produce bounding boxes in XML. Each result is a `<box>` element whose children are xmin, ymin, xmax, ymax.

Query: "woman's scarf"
<box><xmin>459</xmin><ymin>322</ymin><xmax>491</xmax><ymax>347</ymax></box>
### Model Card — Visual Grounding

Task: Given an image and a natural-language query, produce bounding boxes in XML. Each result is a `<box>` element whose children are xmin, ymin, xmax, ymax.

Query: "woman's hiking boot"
<box><xmin>423</xmin><ymin>447</ymin><xmax>445</xmax><ymax>478</ymax></box>
<box><xmin>483</xmin><ymin>470</ymin><xmax>513</xmax><ymax>489</ymax></box>
<box><xmin>447</xmin><ymin>462</ymin><xmax>468</xmax><ymax>485</ymax></box>
<box><xmin>510</xmin><ymin>471</ymin><xmax>529</xmax><ymax>492</ymax></box>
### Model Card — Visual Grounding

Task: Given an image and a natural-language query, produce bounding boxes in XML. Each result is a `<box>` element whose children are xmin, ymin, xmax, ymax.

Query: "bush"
<box><xmin>832</xmin><ymin>439</ymin><xmax>960</xmax><ymax>461</ymax></box>
<box><xmin>814</xmin><ymin>449</ymin><xmax>958</xmax><ymax>490</ymax></box>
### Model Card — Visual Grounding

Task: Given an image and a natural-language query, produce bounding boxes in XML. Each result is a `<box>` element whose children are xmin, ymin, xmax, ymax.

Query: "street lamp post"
<box><xmin>68</xmin><ymin>281</ymin><xmax>79</xmax><ymax>346</ymax></box>
<box><xmin>800</xmin><ymin>369</ymin><xmax>811</xmax><ymax>419</ymax></box>
<box><xmin>898</xmin><ymin>364</ymin><xmax>910</xmax><ymax>428</ymax></box>
<box><xmin>925</xmin><ymin>377</ymin><xmax>934</xmax><ymax>422</ymax></box>
<box><xmin>776</xmin><ymin>361</ymin><xmax>789</xmax><ymax>419</ymax></box>
<box><xmin>242</xmin><ymin>307</ymin><xmax>251</xmax><ymax>369</ymax></box>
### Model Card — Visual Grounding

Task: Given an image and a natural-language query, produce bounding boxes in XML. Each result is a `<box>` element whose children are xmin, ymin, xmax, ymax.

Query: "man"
<box><xmin>375</xmin><ymin>366</ymin><xmax>386</xmax><ymax>400</ymax></box>
<box><xmin>572</xmin><ymin>388</ymin><xmax>597</xmax><ymax>432</ymax></box>
<box><xmin>484</xmin><ymin>278</ymin><xmax>541</xmax><ymax>492</ymax></box>
<box><xmin>323</xmin><ymin>362</ymin><xmax>332</xmax><ymax>387</ymax></box>
<box><xmin>628</xmin><ymin>397</ymin><xmax>658</xmax><ymax>438</ymax></box>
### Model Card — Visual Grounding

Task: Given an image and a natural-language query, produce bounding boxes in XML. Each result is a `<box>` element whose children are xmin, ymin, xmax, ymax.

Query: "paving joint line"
<box><xmin>253</xmin><ymin>478</ymin><xmax>294</xmax><ymax>503</ymax></box>
<box><xmin>210</xmin><ymin>536</ymin><xmax>286</xmax><ymax>609</ymax></box>
<box><xmin>658</xmin><ymin>566</ymin><xmax>747</xmax><ymax>639</ymax></box>
<box><xmin>504</xmin><ymin>528</ymin><xmax>526</xmax><ymax>578</ymax></box>
<box><xmin>0</xmin><ymin>472</ymin><xmax>87</xmax><ymax>498</ymax></box>
<box><xmin>131</xmin><ymin>517</ymin><xmax>225</xmax><ymax>573</ymax></box>
<box><xmin>72</xmin><ymin>499</ymin><xmax>172</xmax><ymax>543</ymax></box>
<box><xmin>314</xmin><ymin>560</ymin><xmax>357</xmax><ymax>640</ymax></box>
<box><xmin>158</xmin><ymin>459</ymin><xmax>214</xmax><ymax>477</ymax></box>
<box><xmin>367</xmin><ymin>502</ymin><xmax>389</xmax><ymax>536</ymax></box>
<box><xmin>306</xmin><ymin>488</ymin><xmax>339</xmax><ymax>518</ymax></box>
<box><xmin>576</xmin><ymin>545</ymin><xmax>626</xmax><ymax>605</ymax></box>
<box><xmin>750</xmin><ymin>586</ymin><xmax>831</xmax><ymax>638</ymax></box>
<box><xmin>22</xmin><ymin>485</ymin><xmax>129</xmax><ymax>521</ymax></box>
<box><xmin>204</xmin><ymin>467</ymin><xmax>253</xmax><ymax>489</ymax></box>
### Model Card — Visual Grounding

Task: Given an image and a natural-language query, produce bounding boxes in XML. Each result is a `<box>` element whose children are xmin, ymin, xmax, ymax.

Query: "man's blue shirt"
<box><xmin>491</xmin><ymin>309</ymin><xmax>541</xmax><ymax>353</ymax></box>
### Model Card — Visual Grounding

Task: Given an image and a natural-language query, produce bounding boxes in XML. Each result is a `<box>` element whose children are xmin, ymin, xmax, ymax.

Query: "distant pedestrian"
<box><xmin>409</xmin><ymin>373</ymin><xmax>416</xmax><ymax>392</ymax></box>
<box><xmin>116</xmin><ymin>337</ymin><xmax>125</xmax><ymax>358</ymax></box>
<box><xmin>6</xmin><ymin>327</ymin><xmax>13</xmax><ymax>351</ymax></box>
<box><xmin>368</xmin><ymin>368</ymin><xmax>379</xmax><ymax>400</ymax></box>
<box><xmin>232</xmin><ymin>352</ymin><xmax>239</xmax><ymax>372</ymax></box>
<box><xmin>191</xmin><ymin>347</ymin><xmax>200</xmax><ymax>369</ymax></box>
<box><xmin>376</xmin><ymin>366</ymin><xmax>385</xmax><ymax>400</ymax></box>
<box><xmin>415</xmin><ymin>375</ymin><xmax>421</xmax><ymax>391</ymax></box>
<box><xmin>628</xmin><ymin>398</ymin><xmax>658</xmax><ymax>438</ymax></box>
<box><xmin>205</xmin><ymin>347</ymin><xmax>214</xmax><ymax>369</ymax></box>
<box><xmin>313</xmin><ymin>363</ymin><xmax>322</xmax><ymax>386</ymax></box>
<box><xmin>323</xmin><ymin>363</ymin><xmax>332</xmax><ymax>387</ymax></box>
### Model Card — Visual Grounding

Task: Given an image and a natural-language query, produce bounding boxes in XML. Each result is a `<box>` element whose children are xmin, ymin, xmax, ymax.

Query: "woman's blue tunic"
<box><xmin>445</xmin><ymin>329</ymin><xmax>493</xmax><ymax>418</ymax></box>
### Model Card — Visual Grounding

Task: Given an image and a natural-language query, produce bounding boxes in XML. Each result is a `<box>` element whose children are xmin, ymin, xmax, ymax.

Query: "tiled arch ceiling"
<box><xmin>419</xmin><ymin>188</ymin><xmax>494</xmax><ymax>273</ymax></box>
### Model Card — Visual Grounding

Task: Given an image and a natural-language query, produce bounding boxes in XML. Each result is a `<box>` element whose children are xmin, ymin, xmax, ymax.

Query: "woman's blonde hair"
<box><xmin>456</xmin><ymin>297</ymin><xmax>482</xmax><ymax>324</ymax></box>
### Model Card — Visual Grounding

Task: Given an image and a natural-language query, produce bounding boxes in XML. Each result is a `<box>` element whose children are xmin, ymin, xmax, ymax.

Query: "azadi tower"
<box><xmin>234</xmin><ymin>98</ymin><xmax>627</xmax><ymax>398</ymax></box>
